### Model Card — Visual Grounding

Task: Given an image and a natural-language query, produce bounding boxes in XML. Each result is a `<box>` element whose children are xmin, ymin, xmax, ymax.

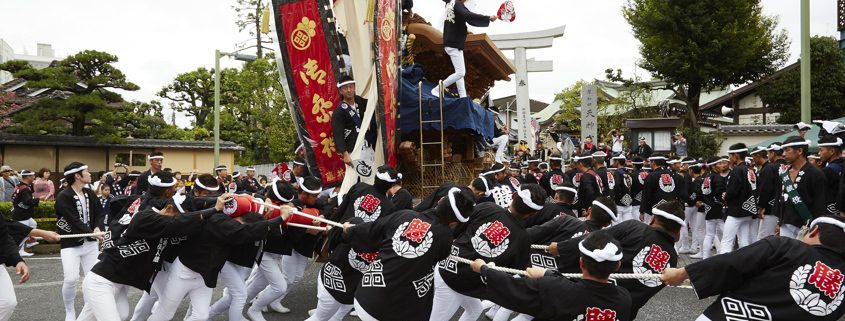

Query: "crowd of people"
<box><xmin>0</xmin><ymin>119</ymin><xmax>841</xmax><ymax>321</ymax></box>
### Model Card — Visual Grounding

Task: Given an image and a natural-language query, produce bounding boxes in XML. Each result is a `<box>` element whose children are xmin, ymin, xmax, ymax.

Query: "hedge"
<box><xmin>1</xmin><ymin>201</ymin><xmax>59</xmax><ymax>232</ymax></box>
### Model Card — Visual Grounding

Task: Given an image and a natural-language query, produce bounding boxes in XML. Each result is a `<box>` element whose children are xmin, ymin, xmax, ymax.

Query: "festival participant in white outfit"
<box><xmin>11</xmin><ymin>170</ymin><xmax>39</xmax><ymax>257</ymax></box>
<box><xmin>432</xmin><ymin>0</ymin><xmax>496</xmax><ymax>98</ymax></box>
<box><xmin>751</xmin><ymin>146</ymin><xmax>780</xmax><ymax>241</ymax></box>
<box><xmin>0</xmin><ymin>213</ymin><xmax>30</xmax><ymax>321</ymax></box>
<box><xmin>719</xmin><ymin>143</ymin><xmax>757</xmax><ymax>254</ymax></box>
<box><xmin>611</xmin><ymin>155</ymin><xmax>634</xmax><ymax>222</ymax></box>
<box><xmin>54</xmin><ymin>162</ymin><xmax>104</xmax><ymax>321</ymax></box>
<box><xmin>776</xmin><ymin>136</ymin><xmax>827</xmax><ymax>239</ymax></box>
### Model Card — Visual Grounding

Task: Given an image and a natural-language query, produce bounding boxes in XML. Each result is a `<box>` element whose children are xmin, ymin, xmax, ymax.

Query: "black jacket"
<box><xmin>640</xmin><ymin>168</ymin><xmax>681</xmax><ymax>215</ymax></box>
<box><xmin>390</xmin><ymin>188</ymin><xmax>414</xmax><ymax>211</ymax></box>
<box><xmin>821</xmin><ymin>158</ymin><xmax>844</xmax><ymax>215</ymax></box>
<box><xmin>330</xmin><ymin>95</ymin><xmax>376</xmax><ymax>154</ymax></box>
<box><xmin>134</xmin><ymin>169</ymin><xmax>153</xmax><ymax>196</ymax></box>
<box><xmin>442</xmin><ymin>1</ymin><xmax>491</xmax><ymax>50</ymax></box>
<box><xmin>55</xmin><ymin>187</ymin><xmax>105</xmax><ymax>249</ymax></box>
<box><xmin>0</xmin><ymin>217</ymin><xmax>23</xmax><ymax>267</ymax></box>
<box><xmin>11</xmin><ymin>183</ymin><xmax>39</xmax><ymax>221</ymax></box>
<box><xmin>776</xmin><ymin>162</ymin><xmax>827</xmax><ymax>227</ymax></box>
<box><xmin>724</xmin><ymin>164</ymin><xmax>757</xmax><ymax>218</ymax></box>
<box><xmin>756</xmin><ymin>162</ymin><xmax>780</xmax><ymax>216</ymax></box>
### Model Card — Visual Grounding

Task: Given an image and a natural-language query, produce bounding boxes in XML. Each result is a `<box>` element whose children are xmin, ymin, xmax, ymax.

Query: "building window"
<box><xmin>654</xmin><ymin>130</ymin><xmax>672</xmax><ymax>151</ymax></box>
<box><xmin>115</xmin><ymin>153</ymin><xmax>147</xmax><ymax>167</ymax></box>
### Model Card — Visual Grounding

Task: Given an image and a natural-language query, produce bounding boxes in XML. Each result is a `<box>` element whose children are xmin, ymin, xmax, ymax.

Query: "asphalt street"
<box><xmin>3</xmin><ymin>253</ymin><xmax>727</xmax><ymax>321</ymax></box>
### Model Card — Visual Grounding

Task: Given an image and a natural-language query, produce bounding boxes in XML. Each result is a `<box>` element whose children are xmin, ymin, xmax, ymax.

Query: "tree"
<box><xmin>758</xmin><ymin>36</ymin><xmax>845</xmax><ymax>124</ymax></box>
<box><xmin>623</xmin><ymin>0</ymin><xmax>790</xmax><ymax>129</ymax></box>
<box><xmin>233</xmin><ymin>0</ymin><xmax>274</xmax><ymax>57</ymax></box>
<box><xmin>0</xmin><ymin>50</ymin><xmax>140</xmax><ymax>142</ymax></box>
<box><xmin>157</xmin><ymin>67</ymin><xmax>238</xmax><ymax>127</ymax></box>
<box><xmin>120</xmin><ymin>100</ymin><xmax>196</xmax><ymax>140</ymax></box>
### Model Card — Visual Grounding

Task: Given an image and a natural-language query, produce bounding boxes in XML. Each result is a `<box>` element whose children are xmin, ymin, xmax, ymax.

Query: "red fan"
<box><xmin>497</xmin><ymin>0</ymin><xmax>515</xmax><ymax>22</ymax></box>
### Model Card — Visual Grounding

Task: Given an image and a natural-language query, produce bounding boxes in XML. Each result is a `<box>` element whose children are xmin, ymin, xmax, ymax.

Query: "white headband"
<box><xmin>667</xmin><ymin>159</ymin><xmax>680</xmax><ymax>165</ymax></box>
<box><xmin>631</xmin><ymin>161</ymin><xmax>644</xmax><ymax>165</ymax></box>
<box><xmin>293</xmin><ymin>160</ymin><xmax>306</xmax><ymax>166</ymax></box>
<box><xmin>574</xmin><ymin>155</ymin><xmax>592</xmax><ymax>161</ymax></box>
<box><xmin>337</xmin><ymin>80</ymin><xmax>355</xmax><ymax>88</ymax></box>
<box><xmin>376</xmin><ymin>171</ymin><xmax>402</xmax><ymax>183</ymax></box>
<box><xmin>780</xmin><ymin>140</ymin><xmax>811</xmax><ymax>148</ymax></box>
<box><xmin>194</xmin><ymin>179</ymin><xmax>219</xmax><ymax>192</ymax></box>
<box><xmin>480</xmin><ymin>166</ymin><xmax>505</xmax><ymax>176</ymax></box>
<box><xmin>728</xmin><ymin>148</ymin><xmax>748</xmax><ymax>153</ymax></box>
<box><xmin>648</xmin><ymin>156</ymin><xmax>667</xmax><ymax>161</ymax></box>
<box><xmin>810</xmin><ymin>217</ymin><xmax>845</xmax><ymax>232</ymax></box>
<box><xmin>148</xmin><ymin>155</ymin><xmax>164</xmax><ymax>160</ymax></box>
<box><xmin>128</xmin><ymin>172</ymin><xmax>140</xmax><ymax>177</ymax></box>
<box><xmin>246</xmin><ymin>166</ymin><xmax>256</xmax><ymax>171</ymax></box>
<box><xmin>809</xmin><ymin>155</ymin><xmax>821</xmax><ymax>160</ymax></box>
<box><xmin>652</xmin><ymin>208</ymin><xmax>685</xmax><ymax>227</ymax></box>
<box><xmin>63</xmin><ymin>165</ymin><xmax>88</xmax><ymax>176</ymax></box>
<box><xmin>707</xmin><ymin>158</ymin><xmax>729</xmax><ymax>166</ymax></box>
<box><xmin>517</xmin><ymin>188</ymin><xmax>543</xmax><ymax>210</ymax></box>
<box><xmin>148</xmin><ymin>175</ymin><xmax>176</xmax><ymax>188</ymax></box>
<box><xmin>681</xmin><ymin>159</ymin><xmax>697</xmax><ymax>164</ymax></box>
<box><xmin>578</xmin><ymin>240</ymin><xmax>623</xmax><ymax>262</ymax></box>
<box><xmin>297</xmin><ymin>177</ymin><xmax>322</xmax><ymax>194</ymax></box>
<box><xmin>818</xmin><ymin>137</ymin><xmax>843</xmax><ymax>147</ymax></box>
<box><xmin>447</xmin><ymin>187</ymin><xmax>470</xmax><ymax>222</ymax></box>
<box><xmin>612</xmin><ymin>155</ymin><xmax>627</xmax><ymax>161</ymax></box>
<box><xmin>172</xmin><ymin>194</ymin><xmax>186</xmax><ymax>214</ymax></box>
<box><xmin>272</xmin><ymin>182</ymin><xmax>293</xmax><ymax>203</ymax></box>
<box><xmin>549</xmin><ymin>156</ymin><xmax>563</xmax><ymax>161</ymax></box>
<box><xmin>592</xmin><ymin>152</ymin><xmax>607</xmax><ymax>158</ymax></box>
<box><xmin>768</xmin><ymin>144</ymin><xmax>781</xmax><ymax>151</ymax></box>
<box><xmin>555</xmin><ymin>186</ymin><xmax>577</xmax><ymax>194</ymax></box>
<box><xmin>592</xmin><ymin>200</ymin><xmax>617</xmax><ymax>221</ymax></box>
<box><xmin>750</xmin><ymin>147</ymin><xmax>768</xmax><ymax>155</ymax></box>
<box><xmin>476</xmin><ymin>177</ymin><xmax>492</xmax><ymax>197</ymax></box>
<box><xmin>215</xmin><ymin>166</ymin><xmax>228</xmax><ymax>171</ymax></box>
<box><xmin>19</xmin><ymin>170</ymin><xmax>34</xmax><ymax>176</ymax></box>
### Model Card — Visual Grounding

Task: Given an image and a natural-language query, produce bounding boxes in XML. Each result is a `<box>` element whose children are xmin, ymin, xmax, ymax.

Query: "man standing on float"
<box><xmin>432</xmin><ymin>0</ymin><xmax>496</xmax><ymax>98</ymax></box>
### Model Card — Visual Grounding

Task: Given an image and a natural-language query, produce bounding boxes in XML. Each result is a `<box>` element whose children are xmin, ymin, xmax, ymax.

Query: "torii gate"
<box><xmin>490</xmin><ymin>25</ymin><xmax>566</xmax><ymax>149</ymax></box>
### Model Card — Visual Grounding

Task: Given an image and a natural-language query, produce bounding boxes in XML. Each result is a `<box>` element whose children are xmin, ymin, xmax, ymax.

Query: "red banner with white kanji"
<box><xmin>374</xmin><ymin>0</ymin><xmax>399</xmax><ymax>166</ymax></box>
<box><xmin>272</xmin><ymin>0</ymin><xmax>345</xmax><ymax>186</ymax></box>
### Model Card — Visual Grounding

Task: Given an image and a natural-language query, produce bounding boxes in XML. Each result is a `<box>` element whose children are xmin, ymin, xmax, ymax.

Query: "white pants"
<box><xmin>748</xmin><ymin>218</ymin><xmax>760</xmax><ymax>243</ymax></box>
<box><xmin>677</xmin><ymin>206</ymin><xmax>697</xmax><ymax>250</ymax></box>
<box><xmin>208</xmin><ymin>262</ymin><xmax>252</xmax><ymax>321</ymax></box>
<box><xmin>77</xmin><ymin>272</ymin><xmax>130</xmax><ymax>321</ymax></box>
<box><xmin>304</xmin><ymin>271</ymin><xmax>354</xmax><ymax>321</ymax></box>
<box><xmin>781</xmin><ymin>224</ymin><xmax>801</xmax><ymax>239</ymax></box>
<box><xmin>17</xmin><ymin>218</ymin><xmax>36</xmax><ymax>229</ymax></box>
<box><xmin>61</xmin><ymin>240</ymin><xmax>99</xmax><ymax>321</ymax></box>
<box><xmin>493</xmin><ymin>307</ymin><xmax>514</xmax><ymax>321</ymax></box>
<box><xmin>148</xmin><ymin>258</ymin><xmax>212</xmax><ymax>321</ymax></box>
<box><xmin>353</xmin><ymin>299</ymin><xmax>378</xmax><ymax>321</ymax></box>
<box><xmin>429</xmin><ymin>269</ymin><xmax>483</xmax><ymax>321</ymax></box>
<box><xmin>702</xmin><ymin>219</ymin><xmax>724</xmax><ymax>259</ymax></box>
<box><xmin>442</xmin><ymin>47</ymin><xmax>467</xmax><ymax>98</ymax></box>
<box><xmin>491</xmin><ymin>135</ymin><xmax>510</xmax><ymax>163</ymax></box>
<box><xmin>0</xmin><ymin>265</ymin><xmax>16</xmax><ymax>321</ymax></box>
<box><xmin>249</xmin><ymin>253</ymin><xmax>288</xmax><ymax>310</ymax></box>
<box><xmin>129</xmin><ymin>261</ymin><xmax>171</xmax><ymax>321</ymax></box>
<box><xmin>757</xmin><ymin>215</ymin><xmax>779</xmax><ymax>241</ymax></box>
<box><xmin>720</xmin><ymin>216</ymin><xmax>752</xmax><ymax>254</ymax></box>
<box><xmin>691</xmin><ymin>212</ymin><xmax>706</xmax><ymax>253</ymax></box>
<box><xmin>642</xmin><ymin>213</ymin><xmax>652</xmax><ymax>224</ymax></box>
<box><xmin>616</xmin><ymin>206</ymin><xmax>634</xmax><ymax>223</ymax></box>
<box><xmin>631</xmin><ymin>206</ymin><xmax>640</xmax><ymax>221</ymax></box>
<box><xmin>512</xmin><ymin>314</ymin><xmax>534</xmax><ymax>321</ymax></box>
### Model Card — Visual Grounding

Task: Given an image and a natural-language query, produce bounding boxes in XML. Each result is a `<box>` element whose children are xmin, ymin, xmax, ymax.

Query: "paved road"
<box><xmin>5</xmin><ymin>253</ymin><xmax>724</xmax><ymax>321</ymax></box>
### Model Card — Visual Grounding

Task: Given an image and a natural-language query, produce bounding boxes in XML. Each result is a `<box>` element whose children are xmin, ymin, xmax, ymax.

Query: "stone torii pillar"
<box><xmin>490</xmin><ymin>25</ymin><xmax>565</xmax><ymax>149</ymax></box>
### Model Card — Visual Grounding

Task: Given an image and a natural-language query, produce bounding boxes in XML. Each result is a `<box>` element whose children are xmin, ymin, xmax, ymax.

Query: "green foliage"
<box><xmin>0</xmin><ymin>201</ymin><xmax>56</xmax><ymax>218</ymax></box>
<box><xmin>622</xmin><ymin>0</ymin><xmax>789</xmax><ymax>129</ymax></box>
<box><xmin>758</xmin><ymin>36</ymin><xmax>845</xmax><ymax>124</ymax></box>
<box><xmin>157</xmin><ymin>67</ymin><xmax>239</xmax><ymax>127</ymax></box>
<box><xmin>677</xmin><ymin>127</ymin><xmax>723</xmax><ymax>159</ymax></box>
<box><xmin>121</xmin><ymin>100</ymin><xmax>195</xmax><ymax>140</ymax></box>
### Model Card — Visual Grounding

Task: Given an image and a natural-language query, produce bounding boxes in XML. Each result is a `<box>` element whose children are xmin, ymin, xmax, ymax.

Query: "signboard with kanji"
<box><xmin>580</xmin><ymin>84</ymin><xmax>598</xmax><ymax>143</ymax></box>
<box><xmin>374</xmin><ymin>0</ymin><xmax>400</xmax><ymax>166</ymax></box>
<box><xmin>271</xmin><ymin>0</ymin><xmax>345</xmax><ymax>186</ymax></box>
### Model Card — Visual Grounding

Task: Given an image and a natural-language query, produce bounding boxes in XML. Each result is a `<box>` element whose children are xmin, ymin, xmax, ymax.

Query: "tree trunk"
<box><xmin>685</xmin><ymin>84</ymin><xmax>702</xmax><ymax>130</ymax></box>
<box><xmin>255</xmin><ymin>3</ymin><xmax>263</xmax><ymax>58</ymax></box>
<box><xmin>72</xmin><ymin>115</ymin><xmax>86</xmax><ymax>136</ymax></box>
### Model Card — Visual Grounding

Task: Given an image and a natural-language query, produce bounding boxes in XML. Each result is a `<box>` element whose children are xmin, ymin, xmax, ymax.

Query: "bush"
<box><xmin>679</xmin><ymin>128</ymin><xmax>724</xmax><ymax>159</ymax></box>
<box><xmin>1</xmin><ymin>201</ymin><xmax>58</xmax><ymax>232</ymax></box>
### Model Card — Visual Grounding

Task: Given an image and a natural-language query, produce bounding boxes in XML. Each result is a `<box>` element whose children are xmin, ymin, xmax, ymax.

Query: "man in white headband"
<box><xmin>539</xmin><ymin>152</ymin><xmax>567</xmax><ymax>199</ymax></box>
<box><xmin>11</xmin><ymin>169</ymin><xmax>39</xmax><ymax>257</ymax></box>
<box><xmin>640</xmin><ymin>155</ymin><xmax>682</xmax><ymax>224</ymax></box>
<box><xmin>592</xmin><ymin>151</ymin><xmax>612</xmax><ymax>198</ymax></box>
<box><xmin>331</xmin><ymin>75</ymin><xmax>377</xmax><ymax>167</ymax></box>
<box><xmin>662</xmin><ymin>215</ymin><xmax>845</xmax><ymax>321</ymax></box>
<box><xmin>720</xmin><ymin>143</ymin><xmax>757</xmax><ymax>254</ymax></box>
<box><xmin>237</xmin><ymin>166</ymin><xmax>260</xmax><ymax>195</ymax></box>
<box><xmin>552</xmin><ymin>200</ymin><xmax>685</xmax><ymax>319</ymax></box>
<box><xmin>777</xmin><ymin>136</ymin><xmax>827</xmax><ymax>239</ymax></box>
<box><xmin>55</xmin><ymin>162</ymin><xmax>104</xmax><ymax>321</ymax></box>
<box><xmin>753</xmin><ymin>145</ymin><xmax>781</xmax><ymax>242</ymax></box>
<box><xmin>629</xmin><ymin>157</ymin><xmax>648</xmax><ymax>222</ymax></box>
<box><xmin>817</xmin><ymin>135</ymin><xmax>844</xmax><ymax>216</ymax></box>
<box><xmin>609</xmin><ymin>155</ymin><xmax>635</xmax><ymax>222</ymax></box>
<box><xmin>540</xmin><ymin>196</ymin><xmax>618</xmax><ymax>258</ymax></box>
<box><xmin>471</xmin><ymin>230</ymin><xmax>632</xmax><ymax>321</ymax></box>
<box><xmin>572</xmin><ymin>152</ymin><xmax>603</xmax><ymax>217</ymax></box>
<box><xmin>430</xmin><ymin>184</ymin><xmax>547</xmax><ymax>321</ymax></box>
<box><xmin>134</xmin><ymin>151</ymin><xmax>164</xmax><ymax>196</ymax></box>
<box><xmin>341</xmin><ymin>186</ymin><xmax>476</xmax><ymax>321</ymax></box>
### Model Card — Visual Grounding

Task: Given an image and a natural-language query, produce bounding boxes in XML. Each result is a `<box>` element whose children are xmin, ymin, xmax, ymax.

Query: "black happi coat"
<box><xmin>11</xmin><ymin>183</ymin><xmax>39</xmax><ymax>221</ymax></box>
<box><xmin>134</xmin><ymin>169</ymin><xmax>153</xmax><ymax>196</ymax></box>
<box><xmin>526</xmin><ymin>213</ymin><xmax>590</xmax><ymax>271</ymax></box>
<box><xmin>538</xmin><ymin>168</ymin><xmax>567</xmax><ymax>199</ymax></box>
<box><xmin>686</xmin><ymin>237</ymin><xmax>845</xmax><ymax>321</ymax></box>
<box><xmin>280</xmin><ymin>199</ymin><xmax>323</xmax><ymax>258</ymax></box>
<box><xmin>55</xmin><ymin>187</ymin><xmax>105</xmax><ymax>249</ymax></box>
<box><xmin>443</xmin><ymin>0</ymin><xmax>490</xmax><ymax>50</ymax></box>
<box><xmin>821</xmin><ymin>158</ymin><xmax>844</xmax><ymax>215</ymax></box>
<box><xmin>330</xmin><ymin>96</ymin><xmax>376</xmax><ymax>155</ymax></box>
<box><xmin>0</xmin><ymin>217</ymin><xmax>23</xmax><ymax>267</ymax></box>
<box><xmin>631</xmin><ymin>168</ymin><xmax>648</xmax><ymax>207</ymax></box>
<box><xmin>226</xmin><ymin>213</ymin><xmax>265</xmax><ymax>268</ymax></box>
<box><xmin>640</xmin><ymin>168</ymin><xmax>681</xmax><ymax>215</ymax></box>
<box><xmin>237</xmin><ymin>176</ymin><xmax>260</xmax><ymax>195</ymax></box>
<box><xmin>701</xmin><ymin>173</ymin><xmax>727</xmax><ymax>220</ymax></box>
<box><xmin>556</xmin><ymin>220</ymin><xmax>678</xmax><ymax>318</ymax></box>
<box><xmin>90</xmin><ymin>208</ymin><xmax>210</xmax><ymax>291</ymax></box>
<box><xmin>724</xmin><ymin>164</ymin><xmax>757</xmax><ymax>218</ymax></box>
<box><xmin>176</xmin><ymin>214</ymin><xmax>279</xmax><ymax>288</ymax></box>
<box><xmin>756</xmin><ymin>162</ymin><xmax>780</xmax><ymax>216</ymax></box>
<box><xmin>483</xmin><ymin>268</ymin><xmax>633</xmax><ymax>321</ymax></box>
<box><xmin>573</xmin><ymin>170</ymin><xmax>602</xmax><ymax>216</ymax></box>
<box><xmin>413</xmin><ymin>182</ymin><xmax>458</xmax><ymax>212</ymax></box>
<box><xmin>596</xmin><ymin>166</ymin><xmax>612</xmax><ymax>197</ymax></box>
<box><xmin>613</xmin><ymin>168</ymin><xmax>633</xmax><ymax>207</ymax></box>
<box><xmin>347</xmin><ymin>209</ymin><xmax>452</xmax><ymax>321</ymax></box>
<box><xmin>691</xmin><ymin>176</ymin><xmax>705</xmax><ymax>213</ymax></box>
<box><xmin>523</xmin><ymin>201</ymin><xmax>570</xmax><ymax>228</ymax></box>
<box><xmin>5</xmin><ymin>218</ymin><xmax>33</xmax><ymax>245</ymax></box>
<box><xmin>390</xmin><ymin>188</ymin><xmax>414</xmax><ymax>211</ymax></box>
<box><xmin>677</xmin><ymin>172</ymin><xmax>695</xmax><ymax>207</ymax></box>
<box><xmin>777</xmin><ymin>162</ymin><xmax>827</xmax><ymax>227</ymax></box>
<box><xmin>438</xmin><ymin>202</ymin><xmax>531</xmax><ymax>299</ymax></box>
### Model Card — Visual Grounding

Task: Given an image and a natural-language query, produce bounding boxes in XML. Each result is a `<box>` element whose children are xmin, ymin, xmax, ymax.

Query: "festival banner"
<box><xmin>373</xmin><ymin>0</ymin><xmax>400</xmax><ymax>166</ymax></box>
<box><xmin>271</xmin><ymin>0</ymin><xmax>345</xmax><ymax>186</ymax></box>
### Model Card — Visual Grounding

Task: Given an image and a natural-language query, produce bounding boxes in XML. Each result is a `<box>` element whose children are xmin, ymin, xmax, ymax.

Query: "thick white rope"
<box><xmin>448</xmin><ymin>255</ymin><xmax>681</xmax><ymax>282</ymax></box>
<box><xmin>531</xmin><ymin>244</ymin><xmax>549</xmax><ymax>250</ymax></box>
<box><xmin>34</xmin><ymin>232</ymin><xmax>106</xmax><ymax>240</ymax></box>
<box><xmin>287</xmin><ymin>222</ymin><xmax>328</xmax><ymax>231</ymax></box>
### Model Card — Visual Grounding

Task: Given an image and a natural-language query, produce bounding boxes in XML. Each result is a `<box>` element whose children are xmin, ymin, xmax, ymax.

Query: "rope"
<box><xmin>448</xmin><ymin>255</ymin><xmax>665</xmax><ymax>280</ymax></box>
<box><xmin>531</xmin><ymin>244</ymin><xmax>549</xmax><ymax>250</ymax></box>
<box><xmin>34</xmin><ymin>232</ymin><xmax>106</xmax><ymax>241</ymax></box>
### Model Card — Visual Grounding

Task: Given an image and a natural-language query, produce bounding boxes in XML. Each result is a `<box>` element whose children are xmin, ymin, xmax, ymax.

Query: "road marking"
<box><xmin>14</xmin><ymin>280</ymin><xmax>66</xmax><ymax>289</ymax></box>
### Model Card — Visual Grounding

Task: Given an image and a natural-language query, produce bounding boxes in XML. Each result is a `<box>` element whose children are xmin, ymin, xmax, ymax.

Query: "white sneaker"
<box><xmin>430</xmin><ymin>86</ymin><xmax>440</xmax><ymax>97</ymax></box>
<box><xmin>689</xmin><ymin>252</ymin><xmax>704</xmax><ymax>259</ymax></box>
<box><xmin>247</xmin><ymin>306</ymin><xmax>267</xmax><ymax>321</ymax></box>
<box><xmin>678</xmin><ymin>247</ymin><xmax>693</xmax><ymax>254</ymax></box>
<box><xmin>25</xmin><ymin>241</ymin><xmax>39</xmax><ymax>248</ymax></box>
<box><xmin>19</xmin><ymin>251</ymin><xmax>33</xmax><ymax>257</ymax></box>
<box><xmin>269</xmin><ymin>301</ymin><xmax>290</xmax><ymax>314</ymax></box>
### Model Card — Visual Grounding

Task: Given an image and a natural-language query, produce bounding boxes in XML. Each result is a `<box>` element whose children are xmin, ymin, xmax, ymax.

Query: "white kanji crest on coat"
<box><xmin>606</xmin><ymin>172</ymin><xmax>616</xmax><ymax>190</ymax></box>
<box><xmin>638</xmin><ymin>171</ymin><xmax>648</xmax><ymax>185</ymax></box>
<box><xmin>720</xmin><ymin>297</ymin><xmax>772</xmax><ymax>321</ymax></box>
<box><xmin>471</xmin><ymin>221</ymin><xmax>511</xmax><ymax>258</ymax></box>
<box><xmin>658</xmin><ymin>174</ymin><xmax>675</xmax><ymax>193</ymax></box>
<box><xmin>702</xmin><ymin>177</ymin><xmax>712</xmax><ymax>195</ymax></box>
<box><xmin>348</xmin><ymin>249</ymin><xmax>379</xmax><ymax>273</ymax></box>
<box><xmin>530</xmin><ymin>252</ymin><xmax>557</xmax><ymax>269</ymax></box>
<box><xmin>322</xmin><ymin>262</ymin><xmax>346</xmax><ymax>292</ymax></box>
<box><xmin>747</xmin><ymin>170</ymin><xmax>758</xmax><ymax>191</ymax></box>
<box><xmin>509</xmin><ymin>177</ymin><xmax>521</xmax><ymax>189</ymax></box>
<box><xmin>573</xmin><ymin>173</ymin><xmax>582</xmax><ymax>188</ymax></box>
<box><xmin>491</xmin><ymin>185</ymin><xmax>513</xmax><ymax>208</ymax></box>
<box><xmin>413</xmin><ymin>272</ymin><xmax>435</xmax><ymax>298</ymax></box>
<box><xmin>573</xmin><ymin>307</ymin><xmax>620</xmax><ymax>321</ymax></box>
<box><xmin>789</xmin><ymin>262</ymin><xmax>845</xmax><ymax>316</ymax></box>
<box><xmin>445</xmin><ymin>0</ymin><xmax>456</xmax><ymax>23</ymax></box>
<box><xmin>361</xmin><ymin>260</ymin><xmax>385</xmax><ymax>288</ymax></box>
<box><xmin>354</xmin><ymin>194</ymin><xmax>383</xmax><ymax>222</ymax></box>
<box><xmin>632</xmin><ymin>244</ymin><xmax>671</xmax><ymax>287</ymax></box>
<box><xmin>391</xmin><ymin>219</ymin><xmax>434</xmax><ymax>259</ymax></box>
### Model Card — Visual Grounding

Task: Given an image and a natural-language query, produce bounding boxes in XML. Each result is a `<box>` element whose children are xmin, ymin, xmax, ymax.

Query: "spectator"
<box><xmin>0</xmin><ymin>166</ymin><xmax>16</xmax><ymax>201</ymax></box>
<box><xmin>673</xmin><ymin>132</ymin><xmax>688</xmax><ymax>157</ymax></box>
<box><xmin>96</xmin><ymin>183</ymin><xmax>113</xmax><ymax>224</ymax></box>
<box><xmin>608</xmin><ymin>129</ymin><xmax>625</xmax><ymax>156</ymax></box>
<box><xmin>33</xmin><ymin>168</ymin><xmax>55</xmax><ymax>201</ymax></box>
<box><xmin>635</xmin><ymin>137</ymin><xmax>653</xmax><ymax>159</ymax></box>
<box><xmin>533</xmin><ymin>141</ymin><xmax>547</xmax><ymax>161</ymax></box>
<box><xmin>582</xmin><ymin>136</ymin><xmax>597</xmax><ymax>153</ymax></box>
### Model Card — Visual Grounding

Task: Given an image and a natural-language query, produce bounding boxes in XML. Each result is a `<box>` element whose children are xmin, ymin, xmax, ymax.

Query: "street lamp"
<box><xmin>214</xmin><ymin>50</ymin><xmax>258</xmax><ymax>168</ymax></box>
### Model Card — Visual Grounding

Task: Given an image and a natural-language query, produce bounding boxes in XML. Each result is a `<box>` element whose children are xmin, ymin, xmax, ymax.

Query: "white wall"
<box><xmin>0</xmin><ymin>39</ymin><xmax>14</xmax><ymax>84</ymax></box>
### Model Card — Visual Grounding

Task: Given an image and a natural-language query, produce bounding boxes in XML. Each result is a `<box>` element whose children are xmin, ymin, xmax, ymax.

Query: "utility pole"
<box><xmin>800</xmin><ymin>0</ymin><xmax>811</xmax><ymax>123</ymax></box>
<box><xmin>839</xmin><ymin>0</ymin><xmax>845</xmax><ymax>66</ymax></box>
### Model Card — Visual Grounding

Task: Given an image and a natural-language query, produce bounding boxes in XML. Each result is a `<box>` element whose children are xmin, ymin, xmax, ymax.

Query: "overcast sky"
<box><xmin>0</xmin><ymin>0</ymin><xmax>839</xmax><ymax>127</ymax></box>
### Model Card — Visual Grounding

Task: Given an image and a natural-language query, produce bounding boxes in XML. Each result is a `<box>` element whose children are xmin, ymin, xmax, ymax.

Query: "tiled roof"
<box><xmin>0</xmin><ymin>133</ymin><xmax>244</xmax><ymax>150</ymax></box>
<box><xmin>718</xmin><ymin>124</ymin><xmax>793</xmax><ymax>135</ymax></box>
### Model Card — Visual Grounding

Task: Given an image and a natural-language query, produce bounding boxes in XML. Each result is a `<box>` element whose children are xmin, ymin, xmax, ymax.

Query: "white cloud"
<box><xmin>1</xmin><ymin>0</ymin><xmax>839</xmax><ymax>126</ymax></box>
